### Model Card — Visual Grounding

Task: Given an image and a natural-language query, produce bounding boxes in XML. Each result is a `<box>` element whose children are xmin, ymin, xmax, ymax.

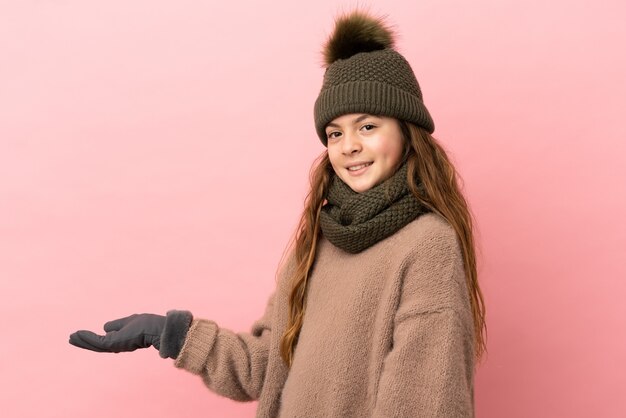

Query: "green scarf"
<box><xmin>319</xmin><ymin>160</ymin><xmax>429</xmax><ymax>253</ymax></box>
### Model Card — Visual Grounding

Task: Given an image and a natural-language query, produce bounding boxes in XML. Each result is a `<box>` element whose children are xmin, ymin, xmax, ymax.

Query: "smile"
<box><xmin>347</xmin><ymin>162</ymin><xmax>373</xmax><ymax>176</ymax></box>
<box><xmin>348</xmin><ymin>162</ymin><xmax>373</xmax><ymax>171</ymax></box>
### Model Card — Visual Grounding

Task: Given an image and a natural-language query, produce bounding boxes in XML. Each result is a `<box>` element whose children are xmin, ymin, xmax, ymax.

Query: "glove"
<box><xmin>69</xmin><ymin>310</ymin><xmax>193</xmax><ymax>359</ymax></box>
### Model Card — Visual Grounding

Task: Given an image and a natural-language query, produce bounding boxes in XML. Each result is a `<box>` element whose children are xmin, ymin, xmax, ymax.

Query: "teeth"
<box><xmin>348</xmin><ymin>162</ymin><xmax>372</xmax><ymax>171</ymax></box>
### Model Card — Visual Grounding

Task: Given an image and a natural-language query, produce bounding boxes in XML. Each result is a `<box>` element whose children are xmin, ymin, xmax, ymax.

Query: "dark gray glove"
<box><xmin>69</xmin><ymin>310</ymin><xmax>193</xmax><ymax>359</ymax></box>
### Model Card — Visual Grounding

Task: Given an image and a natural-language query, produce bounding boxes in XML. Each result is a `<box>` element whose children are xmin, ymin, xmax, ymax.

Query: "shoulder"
<box><xmin>393</xmin><ymin>212</ymin><xmax>460</xmax><ymax>260</ymax></box>
<box><xmin>410</xmin><ymin>211</ymin><xmax>456</xmax><ymax>239</ymax></box>
<box><xmin>406</xmin><ymin>212</ymin><xmax>463</xmax><ymax>276</ymax></box>
<box><xmin>395</xmin><ymin>212</ymin><xmax>469</xmax><ymax>313</ymax></box>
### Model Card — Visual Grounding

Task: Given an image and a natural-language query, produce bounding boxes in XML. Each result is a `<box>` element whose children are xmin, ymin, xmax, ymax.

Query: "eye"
<box><xmin>327</xmin><ymin>131</ymin><xmax>341</xmax><ymax>140</ymax></box>
<box><xmin>361</xmin><ymin>124</ymin><xmax>376</xmax><ymax>131</ymax></box>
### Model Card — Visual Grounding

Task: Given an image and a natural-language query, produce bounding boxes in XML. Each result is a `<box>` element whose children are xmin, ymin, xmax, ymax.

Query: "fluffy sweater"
<box><xmin>173</xmin><ymin>212</ymin><xmax>476</xmax><ymax>417</ymax></box>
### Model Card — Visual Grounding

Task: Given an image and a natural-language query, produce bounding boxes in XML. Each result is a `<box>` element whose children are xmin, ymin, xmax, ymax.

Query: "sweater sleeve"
<box><xmin>172</xmin><ymin>290</ymin><xmax>277</xmax><ymax>402</ymax></box>
<box><xmin>372</xmin><ymin>228</ymin><xmax>476</xmax><ymax>417</ymax></box>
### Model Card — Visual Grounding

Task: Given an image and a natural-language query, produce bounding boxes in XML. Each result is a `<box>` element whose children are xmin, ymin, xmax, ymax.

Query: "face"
<box><xmin>325</xmin><ymin>113</ymin><xmax>405</xmax><ymax>193</ymax></box>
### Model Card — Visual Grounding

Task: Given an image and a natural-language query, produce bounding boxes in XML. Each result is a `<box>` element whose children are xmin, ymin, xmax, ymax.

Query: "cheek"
<box><xmin>327</xmin><ymin>149</ymin><xmax>339</xmax><ymax>166</ymax></box>
<box><xmin>327</xmin><ymin>151</ymin><xmax>343</xmax><ymax>173</ymax></box>
<box><xmin>373</xmin><ymin>140</ymin><xmax>402</xmax><ymax>161</ymax></box>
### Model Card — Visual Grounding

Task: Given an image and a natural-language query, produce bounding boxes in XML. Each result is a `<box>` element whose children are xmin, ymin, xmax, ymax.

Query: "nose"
<box><xmin>342</xmin><ymin>131</ymin><xmax>362</xmax><ymax>155</ymax></box>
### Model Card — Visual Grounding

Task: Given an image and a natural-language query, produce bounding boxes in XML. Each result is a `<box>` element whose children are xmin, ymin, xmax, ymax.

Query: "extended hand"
<box><xmin>69</xmin><ymin>313</ymin><xmax>165</xmax><ymax>353</ymax></box>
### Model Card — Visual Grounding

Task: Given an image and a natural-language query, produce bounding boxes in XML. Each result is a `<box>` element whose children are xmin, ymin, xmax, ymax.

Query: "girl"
<box><xmin>70</xmin><ymin>10</ymin><xmax>487</xmax><ymax>418</ymax></box>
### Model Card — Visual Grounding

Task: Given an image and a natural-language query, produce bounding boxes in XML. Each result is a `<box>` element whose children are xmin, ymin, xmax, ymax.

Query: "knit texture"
<box><xmin>314</xmin><ymin>48</ymin><xmax>435</xmax><ymax>146</ymax></box>
<box><xmin>319</xmin><ymin>159</ymin><xmax>429</xmax><ymax>253</ymax></box>
<box><xmin>173</xmin><ymin>213</ymin><xmax>475</xmax><ymax>417</ymax></box>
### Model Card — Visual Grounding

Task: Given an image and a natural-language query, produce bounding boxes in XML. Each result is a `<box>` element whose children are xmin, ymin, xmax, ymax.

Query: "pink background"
<box><xmin>1</xmin><ymin>1</ymin><xmax>625</xmax><ymax>417</ymax></box>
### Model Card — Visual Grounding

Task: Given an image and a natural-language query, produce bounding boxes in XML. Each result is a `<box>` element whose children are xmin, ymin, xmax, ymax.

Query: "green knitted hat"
<box><xmin>314</xmin><ymin>11</ymin><xmax>435</xmax><ymax>146</ymax></box>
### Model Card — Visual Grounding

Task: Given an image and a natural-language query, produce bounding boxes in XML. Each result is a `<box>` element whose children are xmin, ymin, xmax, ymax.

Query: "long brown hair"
<box><xmin>278</xmin><ymin>120</ymin><xmax>487</xmax><ymax>368</ymax></box>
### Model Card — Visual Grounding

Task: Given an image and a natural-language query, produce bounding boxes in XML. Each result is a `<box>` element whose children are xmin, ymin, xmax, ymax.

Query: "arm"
<box><xmin>372</xmin><ymin>229</ymin><xmax>476</xmax><ymax>417</ymax></box>
<box><xmin>372</xmin><ymin>308</ymin><xmax>475</xmax><ymax>417</ymax></box>
<box><xmin>172</xmin><ymin>290</ymin><xmax>277</xmax><ymax>402</ymax></box>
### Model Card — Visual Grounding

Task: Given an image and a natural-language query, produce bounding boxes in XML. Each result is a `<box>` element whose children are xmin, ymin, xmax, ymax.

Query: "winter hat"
<box><xmin>313</xmin><ymin>10</ymin><xmax>435</xmax><ymax>146</ymax></box>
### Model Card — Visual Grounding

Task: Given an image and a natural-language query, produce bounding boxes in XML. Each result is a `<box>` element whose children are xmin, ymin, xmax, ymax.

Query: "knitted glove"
<box><xmin>69</xmin><ymin>310</ymin><xmax>193</xmax><ymax>359</ymax></box>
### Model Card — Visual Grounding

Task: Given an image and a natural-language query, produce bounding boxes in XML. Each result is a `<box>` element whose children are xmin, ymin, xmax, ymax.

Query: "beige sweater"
<box><xmin>174</xmin><ymin>212</ymin><xmax>476</xmax><ymax>417</ymax></box>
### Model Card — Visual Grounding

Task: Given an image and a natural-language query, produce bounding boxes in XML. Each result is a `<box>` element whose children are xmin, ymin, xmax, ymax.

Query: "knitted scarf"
<box><xmin>319</xmin><ymin>160</ymin><xmax>429</xmax><ymax>253</ymax></box>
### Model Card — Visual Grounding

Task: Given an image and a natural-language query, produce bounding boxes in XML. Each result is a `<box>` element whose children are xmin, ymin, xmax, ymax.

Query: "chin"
<box><xmin>345</xmin><ymin>176</ymin><xmax>375</xmax><ymax>191</ymax></box>
<box><xmin>348</xmin><ymin>181</ymin><xmax>375</xmax><ymax>193</ymax></box>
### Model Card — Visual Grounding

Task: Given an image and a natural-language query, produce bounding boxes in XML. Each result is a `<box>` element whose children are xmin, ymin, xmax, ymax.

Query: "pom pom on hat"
<box><xmin>322</xmin><ymin>11</ymin><xmax>396</xmax><ymax>67</ymax></box>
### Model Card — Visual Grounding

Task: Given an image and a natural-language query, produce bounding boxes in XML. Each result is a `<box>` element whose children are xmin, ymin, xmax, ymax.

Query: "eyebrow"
<box><xmin>326</xmin><ymin>114</ymin><xmax>375</xmax><ymax>129</ymax></box>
